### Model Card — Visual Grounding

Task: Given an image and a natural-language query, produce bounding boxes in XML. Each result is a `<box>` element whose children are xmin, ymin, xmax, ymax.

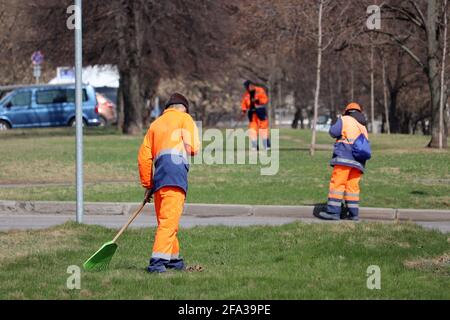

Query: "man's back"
<box><xmin>149</xmin><ymin>108</ymin><xmax>199</xmax><ymax>158</ymax></box>
<box><xmin>138</xmin><ymin>107</ymin><xmax>199</xmax><ymax>193</ymax></box>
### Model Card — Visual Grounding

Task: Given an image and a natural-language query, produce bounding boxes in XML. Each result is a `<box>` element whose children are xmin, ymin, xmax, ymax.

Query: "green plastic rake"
<box><xmin>83</xmin><ymin>200</ymin><xmax>147</xmax><ymax>271</ymax></box>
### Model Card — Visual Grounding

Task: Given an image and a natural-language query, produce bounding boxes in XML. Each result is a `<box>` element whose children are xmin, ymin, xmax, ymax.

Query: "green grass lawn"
<box><xmin>0</xmin><ymin>127</ymin><xmax>449</xmax><ymax>209</ymax></box>
<box><xmin>0</xmin><ymin>221</ymin><xmax>448</xmax><ymax>299</ymax></box>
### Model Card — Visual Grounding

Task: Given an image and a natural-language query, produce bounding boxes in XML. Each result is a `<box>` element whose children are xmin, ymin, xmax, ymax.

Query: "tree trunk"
<box><xmin>120</xmin><ymin>69</ymin><xmax>142</xmax><ymax>135</ymax></box>
<box><xmin>389</xmin><ymin>90</ymin><xmax>399</xmax><ymax>133</ymax></box>
<box><xmin>268</xmin><ymin>75</ymin><xmax>273</xmax><ymax>128</ymax></box>
<box><xmin>370</xmin><ymin>43</ymin><xmax>376</xmax><ymax>133</ymax></box>
<box><xmin>292</xmin><ymin>89</ymin><xmax>305</xmax><ymax>129</ymax></box>
<box><xmin>382</xmin><ymin>53</ymin><xmax>390</xmax><ymax>134</ymax></box>
<box><xmin>336</xmin><ymin>65</ymin><xmax>342</xmax><ymax>120</ymax></box>
<box><xmin>292</xmin><ymin>107</ymin><xmax>300</xmax><ymax>129</ymax></box>
<box><xmin>115</xmin><ymin>0</ymin><xmax>144</xmax><ymax>135</ymax></box>
<box><xmin>292</xmin><ymin>105</ymin><xmax>305</xmax><ymax>129</ymax></box>
<box><xmin>310</xmin><ymin>0</ymin><xmax>323</xmax><ymax>156</ymax></box>
<box><xmin>278</xmin><ymin>79</ymin><xmax>282</xmax><ymax>110</ymax></box>
<box><xmin>116</xmin><ymin>78</ymin><xmax>124</xmax><ymax>131</ymax></box>
<box><xmin>328</xmin><ymin>73</ymin><xmax>336</xmax><ymax>122</ymax></box>
<box><xmin>427</xmin><ymin>0</ymin><xmax>448</xmax><ymax>147</ymax></box>
<box><xmin>350</xmin><ymin>61</ymin><xmax>354</xmax><ymax>101</ymax></box>
<box><xmin>439</xmin><ymin>0</ymin><xmax>448</xmax><ymax>149</ymax></box>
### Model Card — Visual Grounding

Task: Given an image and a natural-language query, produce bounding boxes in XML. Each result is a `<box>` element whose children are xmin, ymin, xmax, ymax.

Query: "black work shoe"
<box><xmin>318</xmin><ymin>211</ymin><xmax>341</xmax><ymax>221</ymax></box>
<box><xmin>166</xmin><ymin>259</ymin><xmax>185</xmax><ymax>271</ymax></box>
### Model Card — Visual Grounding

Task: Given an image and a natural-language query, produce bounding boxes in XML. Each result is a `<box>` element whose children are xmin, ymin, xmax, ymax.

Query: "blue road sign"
<box><xmin>31</xmin><ymin>51</ymin><xmax>44</xmax><ymax>65</ymax></box>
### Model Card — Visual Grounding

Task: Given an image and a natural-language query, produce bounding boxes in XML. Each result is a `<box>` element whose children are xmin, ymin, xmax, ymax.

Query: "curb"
<box><xmin>0</xmin><ymin>200</ymin><xmax>449</xmax><ymax>222</ymax></box>
<box><xmin>396</xmin><ymin>209</ymin><xmax>450</xmax><ymax>222</ymax></box>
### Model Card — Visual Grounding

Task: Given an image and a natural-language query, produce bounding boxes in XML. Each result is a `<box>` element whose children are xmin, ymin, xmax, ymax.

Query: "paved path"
<box><xmin>1</xmin><ymin>214</ymin><xmax>449</xmax><ymax>233</ymax></box>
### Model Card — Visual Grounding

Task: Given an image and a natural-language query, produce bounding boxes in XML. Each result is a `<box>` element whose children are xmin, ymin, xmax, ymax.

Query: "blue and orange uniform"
<box><xmin>319</xmin><ymin>102</ymin><xmax>370</xmax><ymax>221</ymax></box>
<box><xmin>241</xmin><ymin>80</ymin><xmax>270</xmax><ymax>150</ymax></box>
<box><xmin>138</xmin><ymin>93</ymin><xmax>200</xmax><ymax>272</ymax></box>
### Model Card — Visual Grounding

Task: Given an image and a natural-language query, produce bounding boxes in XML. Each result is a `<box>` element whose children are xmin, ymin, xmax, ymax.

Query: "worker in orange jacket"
<box><xmin>138</xmin><ymin>93</ymin><xmax>200</xmax><ymax>273</ymax></box>
<box><xmin>319</xmin><ymin>102</ymin><xmax>370</xmax><ymax>221</ymax></box>
<box><xmin>241</xmin><ymin>80</ymin><xmax>270</xmax><ymax>150</ymax></box>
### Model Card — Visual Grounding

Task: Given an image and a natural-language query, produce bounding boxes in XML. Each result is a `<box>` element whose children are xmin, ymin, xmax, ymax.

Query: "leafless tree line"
<box><xmin>0</xmin><ymin>0</ymin><xmax>448</xmax><ymax>147</ymax></box>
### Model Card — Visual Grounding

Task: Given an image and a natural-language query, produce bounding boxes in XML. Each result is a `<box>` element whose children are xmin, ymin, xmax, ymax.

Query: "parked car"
<box><xmin>0</xmin><ymin>84</ymin><xmax>100</xmax><ymax>130</ymax></box>
<box><xmin>315</xmin><ymin>115</ymin><xmax>332</xmax><ymax>132</ymax></box>
<box><xmin>95</xmin><ymin>92</ymin><xmax>117</xmax><ymax>126</ymax></box>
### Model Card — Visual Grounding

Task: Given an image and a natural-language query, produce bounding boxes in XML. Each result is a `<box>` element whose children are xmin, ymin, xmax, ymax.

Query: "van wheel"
<box><xmin>0</xmin><ymin>120</ymin><xmax>11</xmax><ymax>131</ymax></box>
<box><xmin>69</xmin><ymin>118</ymin><xmax>87</xmax><ymax>128</ymax></box>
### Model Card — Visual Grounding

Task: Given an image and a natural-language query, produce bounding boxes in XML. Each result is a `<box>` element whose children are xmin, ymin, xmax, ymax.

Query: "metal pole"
<box><xmin>75</xmin><ymin>0</ymin><xmax>83</xmax><ymax>223</ymax></box>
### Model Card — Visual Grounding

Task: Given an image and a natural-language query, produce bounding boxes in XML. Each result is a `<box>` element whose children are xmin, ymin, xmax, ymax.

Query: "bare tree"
<box><xmin>381</xmin><ymin>51</ymin><xmax>391</xmax><ymax>134</ymax></box>
<box><xmin>370</xmin><ymin>41</ymin><xmax>376</xmax><ymax>133</ymax></box>
<box><xmin>310</xmin><ymin>0</ymin><xmax>325</xmax><ymax>156</ymax></box>
<box><xmin>439</xmin><ymin>0</ymin><xmax>448</xmax><ymax>149</ymax></box>
<box><xmin>374</xmin><ymin>0</ymin><xmax>449</xmax><ymax>147</ymax></box>
<box><xmin>3</xmin><ymin>0</ymin><xmax>237</xmax><ymax>134</ymax></box>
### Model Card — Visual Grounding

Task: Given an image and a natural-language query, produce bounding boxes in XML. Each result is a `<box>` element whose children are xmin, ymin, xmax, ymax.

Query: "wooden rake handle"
<box><xmin>112</xmin><ymin>199</ymin><xmax>148</xmax><ymax>243</ymax></box>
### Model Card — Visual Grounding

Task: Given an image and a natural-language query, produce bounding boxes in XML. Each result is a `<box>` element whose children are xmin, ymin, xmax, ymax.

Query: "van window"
<box><xmin>317</xmin><ymin>115</ymin><xmax>330</xmax><ymax>125</ymax></box>
<box><xmin>10</xmin><ymin>91</ymin><xmax>31</xmax><ymax>107</ymax></box>
<box><xmin>36</xmin><ymin>89</ymin><xmax>67</xmax><ymax>104</ymax></box>
<box><xmin>66</xmin><ymin>89</ymin><xmax>88</xmax><ymax>103</ymax></box>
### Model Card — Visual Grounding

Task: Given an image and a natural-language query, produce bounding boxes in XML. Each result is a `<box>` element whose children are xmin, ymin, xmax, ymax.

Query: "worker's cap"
<box><xmin>165</xmin><ymin>92</ymin><xmax>189</xmax><ymax>113</ymax></box>
<box><xmin>344</xmin><ymin>102</ymin><xmax>362</xmax><ymax>113</ymax></box>
<box><xmin>243</xmin><ymin>80</ymin><xmax>254</xmax><ymax>89</ymax></box>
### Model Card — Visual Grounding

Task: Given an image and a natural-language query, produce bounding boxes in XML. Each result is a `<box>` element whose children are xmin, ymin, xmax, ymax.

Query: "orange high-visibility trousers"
<box><xmin>249</xmin><ymin>113</ymin><xmax>270</xmax><ymax>149</ymax></box>
<box><xmin>326</xmin><ymin>165</ymin><xmax>362</xmax><ymax>217</ymax></box>
<box><xmin>151</xmin><ymin>186</ymin><xmax>186</xmax><ymax>261</ymax></box>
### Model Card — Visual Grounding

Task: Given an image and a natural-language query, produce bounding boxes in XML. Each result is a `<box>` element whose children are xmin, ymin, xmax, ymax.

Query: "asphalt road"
<box><xmin>1</xmin><ymin>214</ymin><xmax>449</xmax><ymax>233</ymax></box>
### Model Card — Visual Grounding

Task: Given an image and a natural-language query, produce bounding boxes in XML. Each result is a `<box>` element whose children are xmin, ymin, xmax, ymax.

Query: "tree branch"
<box><xmin>370</xmin><ymin>30</ymin><xmax>426</xmax><ymax>71</ymax></box>
<box><xmin>408</xmin><ymin>0</ymin><xmax>427</xmax><ymax>30</ymax></box>
<box><xmin>382</xmin><ymin>3</ymin><xmax>425</xmax><ymax>30</ymax></box>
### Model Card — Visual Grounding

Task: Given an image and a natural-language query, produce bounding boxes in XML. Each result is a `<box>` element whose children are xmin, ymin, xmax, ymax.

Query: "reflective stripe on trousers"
<box><xmin>326</xmin><ymin>165</ymin><xmax>362</xmax><ymax>216</ymax></box>
<box><xmin>151</xmin><ymin>186</ymin><xmax>185</xmax><ymax>262</ymax></box>
<box><xmin>249</xmin><ymin>113</ymin><xmax>270</xmax><ymax>148</ymax></box>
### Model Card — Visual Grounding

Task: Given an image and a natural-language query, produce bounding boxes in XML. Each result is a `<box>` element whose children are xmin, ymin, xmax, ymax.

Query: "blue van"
<box><xmin>0</xmin><ymin>84</ymin><xmax>100</xmax><ymax>130</ymax></box>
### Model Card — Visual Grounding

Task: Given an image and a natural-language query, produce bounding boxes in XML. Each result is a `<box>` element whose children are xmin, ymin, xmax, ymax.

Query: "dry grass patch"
<box><xmin>404</xmin><ymin>252</ymin><xmax>450</xmax><ymax>275</ymax></box>
<box><xmin>0</xmin><ymin>226</ymin><xmax>81</xmax><ymax>264</ymax></box>
<box><xmin>0</xmin><ymin>160</ymin><xmax>74</xmax><ymax>183</ymax></box>
<box><xmin>363</xmin><ymin>237</ymin><xmax>411</xmax><ymax>249</ymax></box>
<box><xmin>376</xmin><ymin>167</ymin><xmax>401</xmax><ymax>174</ymax></box>
<box><xmin>324</xmin><ymin>222</ymin><xmax>357</xmax><ymax>234</ymax></box>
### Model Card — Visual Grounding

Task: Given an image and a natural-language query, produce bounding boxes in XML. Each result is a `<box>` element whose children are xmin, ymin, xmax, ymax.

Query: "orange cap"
<box><xmin>344</xmin><ymin>102</ymin><xmax>362</xmax><ymax>113</ymax></box>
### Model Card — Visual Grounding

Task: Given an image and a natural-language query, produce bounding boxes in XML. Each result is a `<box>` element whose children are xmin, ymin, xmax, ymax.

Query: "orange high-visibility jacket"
<box><xmin>329</xmin><ymin>115</ymin><xmax>369</xmax><ymax>172</ymax></box>
<box><xmin>138</xmin><ymin>108</ymin><xmax>200</xmax><ymax>193</ymax></box>
<box><xmin>241</xmin><ymin>86</ymin><xmax>269</xmax><ymax>112</ymax></box>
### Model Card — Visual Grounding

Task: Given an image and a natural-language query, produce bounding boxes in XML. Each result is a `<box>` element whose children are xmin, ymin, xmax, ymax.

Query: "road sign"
<box><xmin>33</xmin><ymin>65</ymin><xmax>42</xmax><ymax>84</ymax></box>
<box><xmin>31</xmin><ymin>50</ymin><xmax>44</xmax><ymax>65</ymax></box>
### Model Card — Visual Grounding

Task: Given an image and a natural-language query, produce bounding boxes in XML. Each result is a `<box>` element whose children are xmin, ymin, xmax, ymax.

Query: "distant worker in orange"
<box><xmin>138</xmin><ymin>93</ymin><xmax>200</xmax><ymax>273</ymax></box>
<box><xmin>319</xmin><ymin>102</ymin><xmax>371</xmax><ymax>221</ymax></box>
<box><xmin>241</xmin><ymin>80</ymin><xmax>271</xmax><ymax>150</ymax></box>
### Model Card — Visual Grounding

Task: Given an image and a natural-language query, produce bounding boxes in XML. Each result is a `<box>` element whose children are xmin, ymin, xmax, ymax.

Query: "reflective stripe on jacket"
<box><xmin>329</xmin><ymin>115</ymin><xmax>369</xmax><ymax>173</ymax></box>
<box><xmin>138</xmin><ymin>108</ymin><xmax>200</xmax><ymax>193</ymax></box>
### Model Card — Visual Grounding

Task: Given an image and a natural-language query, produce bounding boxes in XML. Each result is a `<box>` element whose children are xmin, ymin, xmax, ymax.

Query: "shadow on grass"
<box><xmin>411</xmin><ymin>190</ymin><xmax>428</xmax><ymax>195</ymax></box>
